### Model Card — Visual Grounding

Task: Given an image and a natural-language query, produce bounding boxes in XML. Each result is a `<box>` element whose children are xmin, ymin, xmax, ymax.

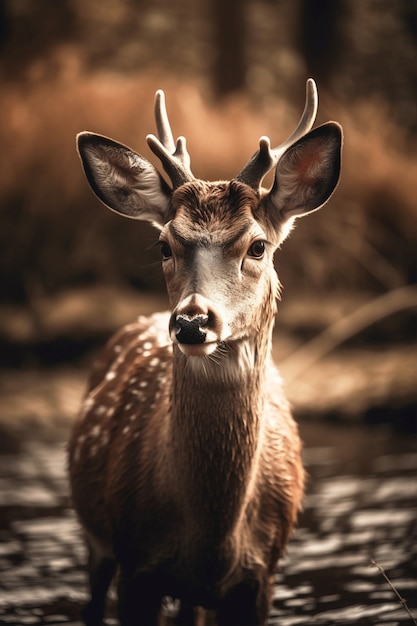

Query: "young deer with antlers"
<box><xmin>69</xmin><ymin>79</ymin><xmax>342</xmax><ymax>626</ymax></box>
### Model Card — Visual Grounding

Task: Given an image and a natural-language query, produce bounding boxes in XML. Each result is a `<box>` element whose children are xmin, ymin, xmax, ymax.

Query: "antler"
<box><xmin>146</xmin><ymin>90</ymin><xmax>195</xmax><ymax>189</ymax></box>
<box><xmin>236</xmin><ymin>78</ymin><xmax>319</xmax><ymax>190</ymax></box>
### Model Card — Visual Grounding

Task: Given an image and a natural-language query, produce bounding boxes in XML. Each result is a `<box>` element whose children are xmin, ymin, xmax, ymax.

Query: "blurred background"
<box><xmin>0</xmin><ymin>0</ymin><xmax>416</xmax><ymax>437</ymax></box>
<box><xmin>0</xmin><ymin>2</ymin><xmax>417</xmax><ymax>624</ymax></box>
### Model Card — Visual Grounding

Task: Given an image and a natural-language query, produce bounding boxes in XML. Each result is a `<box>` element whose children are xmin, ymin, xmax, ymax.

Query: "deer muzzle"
<box><xmin>169</xmin><ymin>294</ymin><xmax>226</xmax><ymax>356</ymax></box>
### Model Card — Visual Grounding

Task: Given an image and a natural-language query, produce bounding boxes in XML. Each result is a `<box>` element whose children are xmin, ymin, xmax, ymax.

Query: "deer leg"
<box><xmin>117</xmin><ymin>570</ymin><xmax>163</xmax><ymax>626</ymax></box>
<box><xmin>216</xmin><ymin>576</ymin><xmax>273</xmax><ymax>626</ymax></box>
<box><xmin>83</xmin><ymin>542</ymin><xmax>116</xmax><ymax>626</ymax></box>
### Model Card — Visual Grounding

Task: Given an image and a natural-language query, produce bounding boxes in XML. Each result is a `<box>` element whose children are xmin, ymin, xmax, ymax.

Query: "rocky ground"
<box><xmin>0</xmin><ymin>422</ymin><xmax>416</xmax><ymax>625</ymax></box>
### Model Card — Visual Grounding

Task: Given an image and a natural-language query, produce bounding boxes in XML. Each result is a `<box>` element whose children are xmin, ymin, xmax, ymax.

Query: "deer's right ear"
<box><xmin>77</xmin><ymin>132</ymin><xmax>172</xmax><ymax>229</ymax></box>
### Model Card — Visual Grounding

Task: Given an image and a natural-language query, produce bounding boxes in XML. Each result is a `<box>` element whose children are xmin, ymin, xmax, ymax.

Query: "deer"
<box><xmin>68</xmin><ymin>79</ymin><xmax>342</xmax><ymax>626</ymax></box>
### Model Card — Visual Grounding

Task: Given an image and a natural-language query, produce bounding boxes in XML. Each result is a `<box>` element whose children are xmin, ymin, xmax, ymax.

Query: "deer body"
<box><xmin>69</xmin><ymin>82</ymin><xmax>342</xmax><ymax>626</ymax></box>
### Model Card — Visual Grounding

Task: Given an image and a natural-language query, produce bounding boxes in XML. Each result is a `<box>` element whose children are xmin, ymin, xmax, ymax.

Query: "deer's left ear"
<box><xmin>266</xmin><ymin>122</ymin><xmax>342</xmax><ymax>223</ymax></box>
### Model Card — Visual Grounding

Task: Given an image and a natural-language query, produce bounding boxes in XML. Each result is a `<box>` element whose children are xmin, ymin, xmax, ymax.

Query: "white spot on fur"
<box><xmin>91</xmin><ymin>425</ymin><xmax>101</xmax><ymax>437</ymax></box>
<box><xmin>106</xmin><ymin>371</ymin><xmax>116</xmax><ymax>381</ymax></box>
<box><xmin>84</xmin><ymin>396</ymin><xmax>94</xmax><ymax>411</ymax></box>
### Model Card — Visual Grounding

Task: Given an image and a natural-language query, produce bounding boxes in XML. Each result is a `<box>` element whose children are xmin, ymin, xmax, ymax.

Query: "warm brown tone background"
<box><xmin>0</xmin><ymin>0</ymin><xmax>416</xmax><ymax>436</ymax></box>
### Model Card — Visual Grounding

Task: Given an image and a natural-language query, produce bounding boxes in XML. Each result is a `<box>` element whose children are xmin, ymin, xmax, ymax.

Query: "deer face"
<box><xmin>159</xmin><ymin>180</ymin><xmax>279</xmax><ymax>356</ymax></box>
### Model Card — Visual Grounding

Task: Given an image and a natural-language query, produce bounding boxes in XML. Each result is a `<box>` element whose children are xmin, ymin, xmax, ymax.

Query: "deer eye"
<box><xmin>247</xmin><ymin>240</ymin><xmax>266</xmax><ymax>258</ymax></box>
<box><xmin>159</xmin><ymin>241</ymin><xmax>172</xmax><ymax>260</ymax></box>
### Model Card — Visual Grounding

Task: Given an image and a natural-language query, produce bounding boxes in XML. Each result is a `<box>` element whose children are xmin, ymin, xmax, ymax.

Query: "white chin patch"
<box><xmin>176</xmin><ymin>342</ymin><xmax>218</xmax><ymax>357</ymax></box>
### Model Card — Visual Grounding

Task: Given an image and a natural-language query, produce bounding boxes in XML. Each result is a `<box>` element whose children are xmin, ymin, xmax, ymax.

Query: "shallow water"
<box><xmin>0</xmin><ymin>422</ymin><xmax>416</xmax><ymax>625</ymax></box>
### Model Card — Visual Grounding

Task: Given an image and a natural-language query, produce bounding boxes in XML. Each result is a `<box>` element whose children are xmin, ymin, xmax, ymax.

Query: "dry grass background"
<box><xmin>0</xmin><ymin>47</ymin><xmax>415</xmax><ymax>305</ymax></box>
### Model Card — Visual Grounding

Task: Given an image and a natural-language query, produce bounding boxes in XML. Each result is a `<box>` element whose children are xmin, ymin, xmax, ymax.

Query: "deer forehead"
<box><xmin>165</xmin><ymin>180</ymin><xmax>269</xmax><ymax>248</ymax></box>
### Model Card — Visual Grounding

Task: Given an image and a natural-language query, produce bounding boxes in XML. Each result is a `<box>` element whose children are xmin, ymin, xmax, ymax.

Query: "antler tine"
<box><xmin>273</xmin><ymin>78</ymin><xmax>318</xmax><ymax>155</ymax></box>
<box><xmin>236</xmin><ymin>78</ymin><xmax>319</xmax><ymax>190</ymax></box>
<box><xmin>154</xmin><ymin>89</ymin><xmax>175</xmax><ymax>153</ymax></box>
<box><xmin>146</xmin><ymin>90</ymin><xmax>194</xmax><ymax>189</ymax></box>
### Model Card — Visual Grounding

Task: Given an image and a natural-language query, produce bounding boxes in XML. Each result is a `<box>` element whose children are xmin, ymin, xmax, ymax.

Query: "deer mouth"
<box><xmin>175</xmin><ymin>339</ymin><xmax>219</xmax><ymax>357</ymax></box>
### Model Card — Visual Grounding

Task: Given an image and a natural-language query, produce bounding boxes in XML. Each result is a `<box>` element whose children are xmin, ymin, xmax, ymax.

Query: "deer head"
<box><xmin>77</xmin><ymin>80</ymin><xmax>342</xmax><ymax>359</ymax></box>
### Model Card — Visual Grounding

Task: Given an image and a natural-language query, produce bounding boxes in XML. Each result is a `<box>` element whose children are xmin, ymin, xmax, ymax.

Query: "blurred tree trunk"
<box><xmin>0</xmin><ymin>0</ymin><xmax>9</xmax><ymax>50</ymax></box>
<box><xmin>297</xmin><ymin>0</ymin><xmax>347</xmax><ymax>88</ymax></box>
<box><xmin>211</xmin><ymin>0</ymin><xmax>248</xmax><ymax>97</ymax></box>
<box><xmin>401</xmin><ymin>0</ymin><xmax>417</xmax><ymax>40</ymax></box>
<box><xmin>0</xmin><ymin>0</ymin><xmax>77</xmax><ymax>77</ymax></box>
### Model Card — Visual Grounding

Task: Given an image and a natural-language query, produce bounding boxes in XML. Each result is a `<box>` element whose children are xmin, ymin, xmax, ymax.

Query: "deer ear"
<box><xmin>266</xmin><ymin>122</ymin><xmax>342</xmax><ymax>223</ymax></box>
<box><xmin>77</xmin><ymin>132</ymin><xmax>172</xmax><ymax>229</ymax></box>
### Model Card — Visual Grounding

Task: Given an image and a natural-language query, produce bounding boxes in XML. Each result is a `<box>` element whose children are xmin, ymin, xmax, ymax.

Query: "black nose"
<box><xmin>174</xmin><ymin>315</ymin><xmax>209</xmax><ymax>345</ymax></box>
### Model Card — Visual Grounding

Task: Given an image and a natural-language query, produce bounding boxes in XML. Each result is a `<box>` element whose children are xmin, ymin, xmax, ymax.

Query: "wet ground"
<box><xmin>0</xmin><ymin>421</ymin><xmax>416</xmax><ymax>626</ymax></box>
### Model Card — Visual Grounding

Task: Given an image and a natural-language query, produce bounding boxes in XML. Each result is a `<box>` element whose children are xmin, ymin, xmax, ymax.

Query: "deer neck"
<box><xmin>169</xmin><ymin>318</ymin><xmax>274</xmax><ymax>539</ymax></box>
